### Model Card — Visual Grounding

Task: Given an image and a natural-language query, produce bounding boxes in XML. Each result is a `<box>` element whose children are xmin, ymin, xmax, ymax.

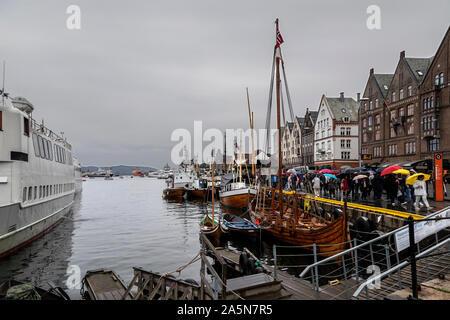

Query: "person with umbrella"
<box><xmin>340</xmin><ymin>175</ymin><xmax>349</xmax><ymax>201</ymax></box>
<box><xmin>373</xmin><ymin>173</ymin><xmax>384</xmax><ymax>200</ymax></box>
<box><xmin>412</xmin><ymin>174</ymin><xmax>432</xmax><ymax>211</ymax></box>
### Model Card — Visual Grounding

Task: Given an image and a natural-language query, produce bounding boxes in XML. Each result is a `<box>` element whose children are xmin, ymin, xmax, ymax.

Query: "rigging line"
<box><xmin>265</xmin><ymin>46</ymin><xmax>276</xmax><ymax>155</ymax></box>
<box><xmin>280</xmin><ymin>50</ymin><xmax>295</xmax><ymax>122</ymax></box>
<box><xmin>280</xmin><ymin>84</ymin><xmax>286</xmax><ymax>126</ymax></box>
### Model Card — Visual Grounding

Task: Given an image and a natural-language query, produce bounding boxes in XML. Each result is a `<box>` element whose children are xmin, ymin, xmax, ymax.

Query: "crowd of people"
<box><xmin>267</xmin><ymin>169</ymin><xmax>435</xmax><ymax>212</ymax></box>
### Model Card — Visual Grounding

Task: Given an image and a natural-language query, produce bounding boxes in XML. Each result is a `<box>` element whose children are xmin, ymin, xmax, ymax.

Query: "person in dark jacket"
<box><xmin>384</xmin><ymin>174</ymin><xmax>399</xmax><ymax>206</ymax></box>
<box><xmin>373</xmin><ymin>174</ymin><xmax>384</xmax><ymax>200</ymax></box>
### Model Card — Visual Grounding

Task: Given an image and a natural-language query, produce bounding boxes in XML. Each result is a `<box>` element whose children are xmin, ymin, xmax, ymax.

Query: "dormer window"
<box><xmin>399</xmin><ymin>89</ymin><xmax>404</xmax><ymax>100</ymax></box>
<box><xmin>407</xmin><ymin>85</ymin><xmax>412</xmax><ymax>97</ymax></box>
<box><xmin>440</xmin><ymin>73</ymin><xmax>444</xmax><ymax>85</ymax></box>
<box><xmin>435</xmin><ymin>74</ymin><xmax>439</xmax><ymax>85</ymax></box>
<box><xmin>392</xmin><ymin>91</ymin><xmax>396</xmax><ymax>102</ymax></box>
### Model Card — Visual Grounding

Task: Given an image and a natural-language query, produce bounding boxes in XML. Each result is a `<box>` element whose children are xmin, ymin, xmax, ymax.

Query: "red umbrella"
<box><xmin>319</xmin><ymin>169</ymin><xmax>332</xmax><ymax>174</ymax></box>
<box><xmin>381</xmin><ymin>165</ymin><xmax>403</xmax><ymax>176</ymax></box>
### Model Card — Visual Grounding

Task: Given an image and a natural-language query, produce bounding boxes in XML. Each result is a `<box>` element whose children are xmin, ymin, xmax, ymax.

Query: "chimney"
<box><xmin>400</xmin><ymin>50</ymin><xmax>405</xmax><ymax>59</ymax></box>
<box><xmin>357</xmin><ymin>93</ymin><xmax>360</xmax><ymax>102</ymax></box>
<box><xmin>340</xmin><ymin>92</ymin><xmax>344</xmax><ymax>102</ymax></box>
<box><xmin>370</xmin><ymin>68</ymin><xmax>374</xmax><ymax>75</ymax></box>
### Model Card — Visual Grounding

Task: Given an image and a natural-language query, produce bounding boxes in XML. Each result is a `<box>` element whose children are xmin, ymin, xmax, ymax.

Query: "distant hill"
<box><xmin>82</xmin><ymin>165</ymin><xmax>158</xmax><ymax>175</ymax></box>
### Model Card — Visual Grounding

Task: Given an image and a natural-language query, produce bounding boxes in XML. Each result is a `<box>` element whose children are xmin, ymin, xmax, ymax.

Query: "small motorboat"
<box><xmin>0</xmin><ymin>280</ymin><xmax>70</xmax><ymax>300</ymax></box>
<box><xmin>220</xmin><ymin>213</ymin><xmax>261</xmax><ymax>237</ymax></box>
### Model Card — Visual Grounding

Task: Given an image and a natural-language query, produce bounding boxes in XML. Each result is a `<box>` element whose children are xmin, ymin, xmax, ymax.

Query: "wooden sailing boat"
<box><xmin>199</xmin><ymin>156</ymin><xmax>221</xmax><ymax>238</ymax></box>
<box><xmin>249</xmin><ymin>19</ymin><xmax>348</xmax><ymax>257</ymax></box>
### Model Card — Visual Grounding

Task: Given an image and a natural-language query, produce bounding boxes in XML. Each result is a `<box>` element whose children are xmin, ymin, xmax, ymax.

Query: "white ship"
<box><xmin>0</xmin><ymin>94</ymin><xmax>79</xmax><ymax>258</ymax></box>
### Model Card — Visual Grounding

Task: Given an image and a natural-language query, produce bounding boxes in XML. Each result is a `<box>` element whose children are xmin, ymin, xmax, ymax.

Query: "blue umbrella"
<box><xmin>324</xmin><ymin>173</ymin><xmax>337</xmax><ymax>180</ymax></box>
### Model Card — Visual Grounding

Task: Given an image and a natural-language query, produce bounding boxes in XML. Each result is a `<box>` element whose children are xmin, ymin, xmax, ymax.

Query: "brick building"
<box><xmin>361</xmin><ymin>51</ymin><xmax>433</xmax><ymax>166</ymax></box>
<box><xmin>419</xmin><ymin>27</ymin><xmax>450</xmax><ymax>161</ymax></box>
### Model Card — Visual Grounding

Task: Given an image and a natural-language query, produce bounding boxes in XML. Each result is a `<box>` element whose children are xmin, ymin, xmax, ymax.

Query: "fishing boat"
<box><xmin>132</xmin><ymin>167</ymin><xmax>144</xmax><ymax>177</ymax></box>
<box><xmin>219</xmin><ymin>177</ymin><xmax>257</xmax><ymax>210</ymax></box>
<box><xmin>248</xmin><ymin>20</ymin><xmax>348</xmax><ymax>257</ymax></box>
<box><xmin>186</xmin><ymin>177</ymin><xmax>208</xmax><ymax>201</ymax></box>
<box><xmin>220</xmin><ymin>213</ymin><xmax>261</xmax><ymax>237</ymax></box>
<box><xmin>199</xmin><ymin>157</ymin><xmax>221</xmax><ymax>238</ymax></box>
<box><xmin>162</xmin><ymin>163</ymin><xmax>194</xmax><ymax>200</ymax></box>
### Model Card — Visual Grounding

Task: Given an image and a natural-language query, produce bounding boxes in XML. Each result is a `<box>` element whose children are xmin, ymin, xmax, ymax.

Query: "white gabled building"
<box><xmin>314</xmin><ymin>92</ymin><xmax>360</xmax><ymax>169</ymax></box>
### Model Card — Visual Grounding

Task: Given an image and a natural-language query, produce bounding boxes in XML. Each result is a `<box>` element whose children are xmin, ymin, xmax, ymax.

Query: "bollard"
<box><xmin>408</xmin><ymin>216</ymin><xmax>418</xmax><ymax>299</ymax></box>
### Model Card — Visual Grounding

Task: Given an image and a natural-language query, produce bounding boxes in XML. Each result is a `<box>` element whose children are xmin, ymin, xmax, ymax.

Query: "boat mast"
<box><xmin>211</xmin><ymin>156</ymin><xmax>215</xmax><ymax>222</ymax></box>
<box><xmin>246</xmin><ymin>88</ymin><xmax>256</xmax><ymax>184</ymax></box>
<box><xmin>275</xmin><ymin>18</ymin><xmax>283</xmax><ymax>217</ymax></box>
<box><xmin>239</xmin><ymin>131</ymin><xmax>243</xmax><ymax>183</ymax></box>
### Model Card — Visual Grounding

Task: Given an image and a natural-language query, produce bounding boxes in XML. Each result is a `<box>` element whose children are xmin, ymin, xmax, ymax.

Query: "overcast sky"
<box><xmin>1</xmin><ymin>0</ymin><xmax>449</xmax><ymax>168</ymax></box>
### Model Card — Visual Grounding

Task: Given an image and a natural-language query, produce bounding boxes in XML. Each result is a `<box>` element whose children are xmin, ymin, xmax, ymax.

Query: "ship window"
<box><xmin>46</xmin><ymin>185</ymin><xmax>49</xmax><ymax>197</ymax></box>
<box><xmin>47</xmin><ymin>140</ymin><xmax>53</xmax><ymax>161</ymax></box>
<box><xmin>24</xmin><ymin>117</ymin><xmax>30</xmax><ymax>136</ymax></box>
<box><xmin>50</xmin><ymin>185</ymin><xmax>52</xmax><ymax>195</ymax></box>
<box><xmin>28</xmin><ymin>187</ymin><xmax>32</xmax><ymax>201</ymax></box>
<box><xmin>44</xmin><ymin>139</ymin><xmax>50</xmax><ymax>160</ymax></box>
<box><xmin>38</xmin><ymin>135</ymin><xmax>45</xmax><ymax>159</ymax></box>
<box><xmin>32</xmin><ymin>133</ymin><xmax>40</xmax><ymax>157</ymax></box>
<box><xmin>34</xmin><ymin>186</ymin><xmax>37</xmax><ymax>199</ymax></box>
<box><xmin>23</xmin><ymin>187</ymin><xmax>27</xmax><ymax>202</ymax></box>
<box><xmin>0</xmin><ymin>111</ymin><xmax>2</xmax><ymax>130</ymax></box>
<box><xmin>39</xmin><ymin>186</ymin><xmax>42</xmax><ymax>198</ymax></box>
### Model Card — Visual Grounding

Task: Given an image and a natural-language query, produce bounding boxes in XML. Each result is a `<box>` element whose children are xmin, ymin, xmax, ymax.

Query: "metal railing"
<box><xmin>296</xmin><ymin>205</ymin><xmax>450</xmax><ymax>300</ymax></box>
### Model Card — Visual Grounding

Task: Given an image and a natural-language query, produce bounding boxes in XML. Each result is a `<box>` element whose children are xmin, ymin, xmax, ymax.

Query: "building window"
<box><xmin>375</xmin><ymin>130</ymin><xmax>381</xmax><ymax>141</ymax></box>
<box><xmin>429</xmin><ymin>138</ymin><xmax>439</xmax><ymax>152</ymax></box>
<box><xmin>369</xmin><ymin>101</ymin><xmax>373</xmax><ymax>110</ymax></box>
<box><xmin>435</xmin><ymin>74</ymin><xmax>440</xmax><ymax>85</ymax></box>
<box><xmin>340</xmin><ymin>139</ymin><xmax>345</xmax><ymax>148</ymax></box>
<box><xmin>390</xmin><ymin>127</ymin><xmax>397</xmax><ymax>138</ymax></box>
<box><xmin>346</xmin><ymin>128</ymin><xmax>351</xmax><ymax>135</ymax></box>
<box><xmin>340</xmin><ymin>127</ymin><xmax>345</xmax><ymax>136</ymax></box>
<box><xmin>399</xmin><ymin>107</ymin><xmax>404</xmax><ymax>117</ymax></box>
<box><xmin>363</xmin><ymin>118</ymin><xmax>367</xmax><ymax>128</ymax></box>
<box><xmin>440</xmin><ymin>72</ymin><xmax>444</xmax><ymax>85</ymax></box>
<box><xmin>407</xmin><ymin>85</ymin><xmax>412</xmax><ymax>97</ymax></box>
<box><xmin>407</xmin><ymin>104</ymin><xmax>414</xmax><ymax>116</ymax></box>
<box><xmin>390</xmin><ymin>110</ymin><xmax>397</xmax><ymax>121</ymax></box>
<box><xmin>388</xmin><ymin>144</ymin><xmax>398</xmax><ymax>155</ymax></box>
<box><xmin>341</xmin><ymin>152</ymin><xmax>350</xmax><ymax>159</ymax></box>
<box><xmin>375</xmin><ymin>99</ymin><xmax>379</xmax><ymax>109</ymax></box>
<box><xmin>408</xmin><ymin>122</ymin><xmax>414</xmax><ymax>135</ymax></box>
<box><xmin>346</xmin><ymin>140</ymin><xmax>351</xmax><ymax>148</ymax></box>
<box><xmin>400</xmin><ymin>89</ymin><xmax>404</xmax><ymax>100</ymax></box>
<box><xmin>430</xmin><ymin>96</ymin><xmax>434</xmax><ymax>109</ymax></box>
<box><xmin>392</xmin><ymin>91</ymin><xmax>396</xmax><ymax>102</ymax></box>
<box><xmin>368</xmin><ymin>116</ymin><xmax>372</xmax><ymax>126</ymax></box>
<box><xmin>405</xmin><ymin>142</ymin><xmax>416</xmax><ymax>154</ymax></box>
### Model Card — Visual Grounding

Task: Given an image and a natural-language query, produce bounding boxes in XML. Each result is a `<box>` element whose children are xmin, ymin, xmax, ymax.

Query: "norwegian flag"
<box><xmin>276</xmin><ymin>26</ymin><xmax>284</xmax><ymax>48</ymax></box>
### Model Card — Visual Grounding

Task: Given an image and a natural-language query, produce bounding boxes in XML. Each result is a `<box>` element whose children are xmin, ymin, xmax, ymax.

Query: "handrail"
<box><xmin>352</xmin><ymin>236</ymin><xmax>450</xmax><ymax>298</ymax></box>
<box><xmin>299</xmin><ymin>205</ymin><xmax>450</xmax><ymax>278</ymax></box>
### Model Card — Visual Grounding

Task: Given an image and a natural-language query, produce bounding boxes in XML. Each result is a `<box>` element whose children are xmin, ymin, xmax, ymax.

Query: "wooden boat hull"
<box><xmin>163</xmin><ymin>188</ymin><xmax>185</xmax><ymax>200</ymax></box>
<box><xmin>249</xmin><ymin>202</ymin><xmax>347</xmax><ymax>258</ymax></box>
<box><xmin>219</xmin><ymin>189</ymin><xmax>256</xmax><ymax>210</ymax></box>
<box><xmin>199</xmin><ymin>214</ymin><xmax>222</xmax><ymax>240</ymax></box>
<box><xmin>220</xmin><ymin>214</ymin><xmax>261</xmax><ymax>237</ymax></box>
<box><xmin>187</xmin><ymin>189</ymin><xmax>208</xmax><ymax>201</ymax></box>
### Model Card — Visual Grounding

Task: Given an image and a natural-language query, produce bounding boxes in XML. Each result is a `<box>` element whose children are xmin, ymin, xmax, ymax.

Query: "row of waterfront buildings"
<box><xmin>281</xmin><ymin>26</ymin><xmax>450</xmax><ymax>170</ymax></box>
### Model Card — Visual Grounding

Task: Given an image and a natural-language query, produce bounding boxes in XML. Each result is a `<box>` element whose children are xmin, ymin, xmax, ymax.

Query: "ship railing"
<box><xmin>296</xmin><ymin>206</ymin><xmax>450</xmax><ymax>300</ymax></box>
<box><xmin>31</xmin><ymin>118</ymin><xmax>72</xmax><ymax>150</ymax></box>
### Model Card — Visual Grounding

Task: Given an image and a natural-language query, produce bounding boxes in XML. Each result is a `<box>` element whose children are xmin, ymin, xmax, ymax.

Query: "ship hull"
<box><xmin>219</xmin><ymin>188</ymin><xmax>256</xmax><ymax>210</ymax></box>
<box><xmin>163</xmin><ymin>188</ymin><xmax>186</xmax><ymax>200</ymax></box>
<box><xmin>186</xmin><ymin>189</ymin><xmax>208</xmax><ymax>201</ymax></box>
<box><xmin>0</xmin><ymin>193</ymin><xmax>74</xmax><ymax>258</ymax></box>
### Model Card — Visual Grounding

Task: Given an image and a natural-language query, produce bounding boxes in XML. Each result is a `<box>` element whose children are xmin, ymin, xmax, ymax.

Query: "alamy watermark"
<box><xmin>170</xmin><ymin>121</ymin><xmax>278</xmax><ymax>165</ymax></box>
<box><xmin>66</xmin><ymin>5</ymin><xmax>81</xmax><ymax>30</ymax></box>
<box><xmin>366</xmin><ymin>5</ymin><xmax>381</xmax><ymax>30</ymax></box>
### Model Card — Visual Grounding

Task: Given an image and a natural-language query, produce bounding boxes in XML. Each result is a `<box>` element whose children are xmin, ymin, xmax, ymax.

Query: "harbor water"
<box><xmin>0</xmin><ymin>178</ymin><xmax>313</xmax><ymax>299</ymax></box>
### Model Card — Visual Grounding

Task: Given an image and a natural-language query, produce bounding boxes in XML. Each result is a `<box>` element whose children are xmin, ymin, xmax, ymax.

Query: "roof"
<box><xmin>325</xmin><ymin>97</ymin><xmax>359</xmax><ymax>122</ymax></box>
<box><xmin>287</xmin><ymin>122</ymin><xmax>294</xmax><ymax>131</ymax></box>
<box><xmin>295</xmin><ymin>116</ymin><xmax>305</xmax><ymax>127</ymax></box>
<box><xmin>309</xmin><ymin>111</ymin><xmax>318</xmax><ymax>123</ymax></box>
<box><xmin>373</xmin><ymin>74</ymin><xmax>394</xmax><ymax>98</ymax></box>
<box><xmin>404</xmin><ymin>57</ymin><xmax>433</xmax><ymax>83</ymax></box>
